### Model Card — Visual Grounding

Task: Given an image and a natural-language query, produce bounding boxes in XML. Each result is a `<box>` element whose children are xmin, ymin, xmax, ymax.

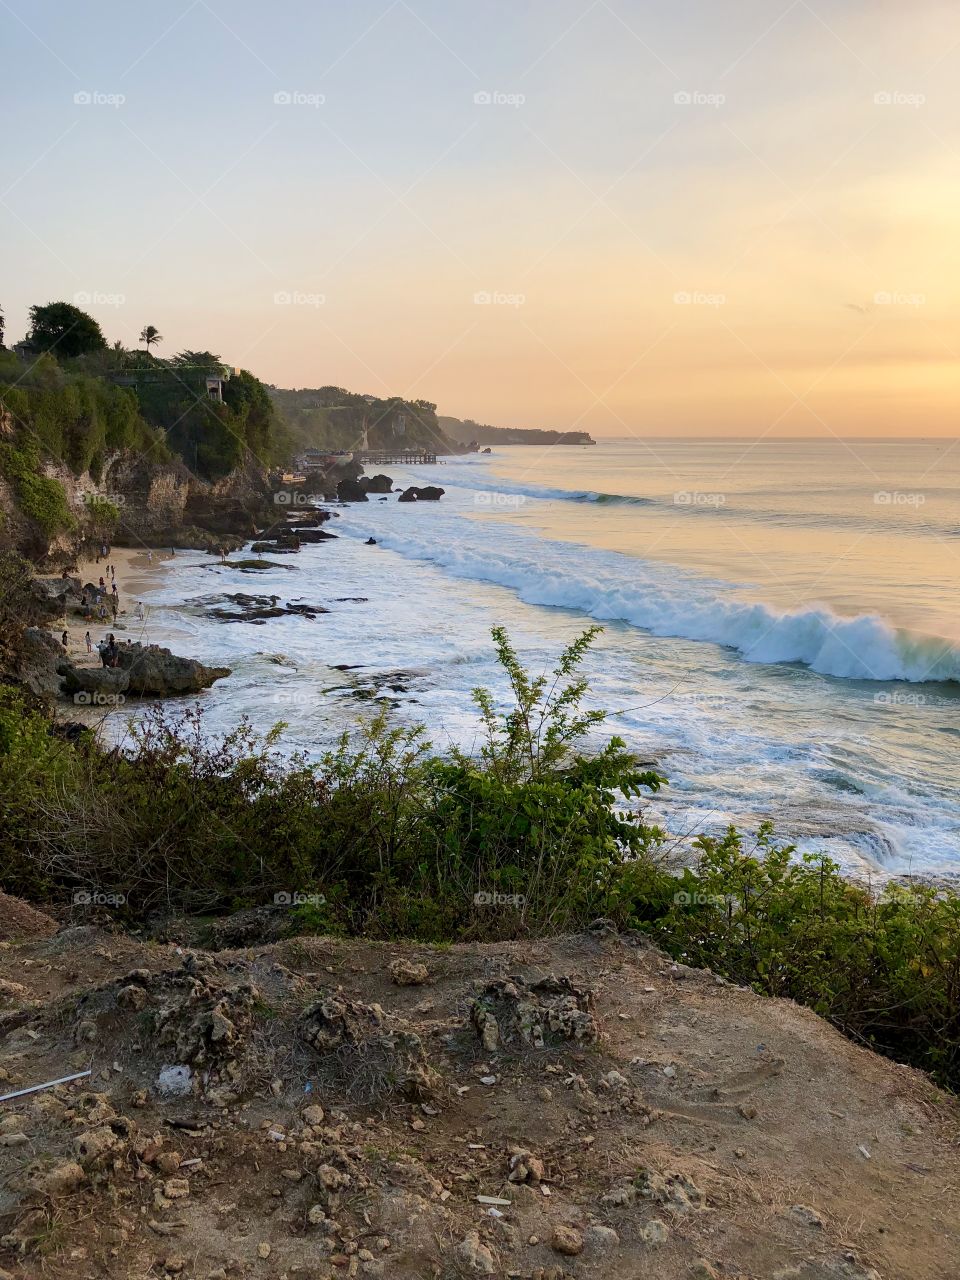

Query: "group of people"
<box><xmin>59</xmin><ymin>545</ymin><xmax>147</xmax><ymax>661</ymax></box>
<box><xmin>81</xmin><ymin>563</ymin><xmax>120</xmax><ymax>622</ymax></box>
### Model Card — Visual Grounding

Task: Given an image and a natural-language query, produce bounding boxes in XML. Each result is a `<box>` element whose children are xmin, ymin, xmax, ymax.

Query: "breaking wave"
<box><xmin>343</xmin><ymin>516</ymin><xmax>960</xmax><ymax>684</ymax></box>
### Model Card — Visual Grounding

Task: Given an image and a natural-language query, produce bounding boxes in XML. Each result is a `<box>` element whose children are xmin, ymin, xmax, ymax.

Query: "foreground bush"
<box><xmin>1</xmin><ymin>628</ymin><xmax>959</xmax><ymax>1090</ymax></box>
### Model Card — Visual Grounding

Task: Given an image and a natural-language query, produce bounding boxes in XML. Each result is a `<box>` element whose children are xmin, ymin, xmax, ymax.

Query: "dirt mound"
<box><xmin>0</xmin><ymin>928</ymin><xmax>956</xmax><ymax>1279</ymax></box>
<box><xmin>300</xmin><ymin>990</ymin><xmax>439</xmax><ymax>1101</ymax></box>
<box><xmin>471</xmin><ymin>973</ymin><xmax>600</xmax><ymax>1051</ymax></box>
<box><xmin>0</xmin><ymin>892</ymin><xmax>58</xmax><ymax>942</ymax></box>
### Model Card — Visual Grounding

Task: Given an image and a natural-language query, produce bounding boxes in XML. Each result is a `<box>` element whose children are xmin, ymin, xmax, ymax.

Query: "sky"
<box><xmin>3</xmin><ymin>0</ymin><xmax>960</xmax><ymax>436</ymax></box>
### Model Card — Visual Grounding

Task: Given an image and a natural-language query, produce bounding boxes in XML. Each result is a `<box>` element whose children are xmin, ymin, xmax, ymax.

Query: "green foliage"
<box><xmin>1</xmin><ymin>629</ymin><xmax>959</xmax><ymax>1090</ymax></box>
<box><xmin>132</xmin><ymin>353</ymin><xmax>281</xmax><ymax>479</ymax></box>
<box><xmin>0</xmin><ymin>440</ymin><xmax>73</xmax><ymax>537</ymax></box>
<box><xmin>28</xmin><ymin>302</ymin><xmax>107</xmax><ymax>358</ymax></box>
<box><xmin>1</xmin><ymin>359</ymin><xmax>159</xmax><ymax>478</ymax></box>
<box><xmin>271</xmin><ymin>386</ymin><xmax>455</xmax><ymax>455</ymax></box>
<box><xmin>646</xmin><ymin>825</ymin><xmax>960</xmax><ymax>1086</ymax></box>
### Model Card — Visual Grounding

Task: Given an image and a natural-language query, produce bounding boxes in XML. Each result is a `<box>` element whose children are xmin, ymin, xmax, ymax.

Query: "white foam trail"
<box><xmin>337</xmin><ymin>512</ymin><xmax>960</xmax><ymax>684</ymax></box>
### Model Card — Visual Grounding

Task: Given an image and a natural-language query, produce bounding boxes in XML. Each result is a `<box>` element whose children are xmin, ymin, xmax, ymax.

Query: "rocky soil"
<box><xmin>0</xmin><ymin>916</ymin><xmax>956</xmax><ymax>1279</ymax></box>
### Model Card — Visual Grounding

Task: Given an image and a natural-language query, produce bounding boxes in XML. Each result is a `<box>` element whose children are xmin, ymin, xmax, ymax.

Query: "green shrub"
<box><xmin>0</xmin><ymin>441</ymin><xmax>73</xmax><ymax>537</ymax></box>
<box><xmin>1</xmin><ymin>629</ymin><xmax>959</xmax><ymax>1090</ymax></box>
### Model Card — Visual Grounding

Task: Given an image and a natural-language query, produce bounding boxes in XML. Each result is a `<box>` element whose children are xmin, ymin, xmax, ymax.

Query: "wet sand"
<box><xmin>62</xmin><ymin>547</ymin><xmax>173</xmax><ymax>666</ymax></box>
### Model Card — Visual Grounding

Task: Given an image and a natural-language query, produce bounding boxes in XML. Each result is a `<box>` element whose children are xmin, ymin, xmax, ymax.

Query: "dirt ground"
<box><xmin>0</xmin><ymin>912</ymin><xmax>957</xmax><ymax>1280</ymax></box>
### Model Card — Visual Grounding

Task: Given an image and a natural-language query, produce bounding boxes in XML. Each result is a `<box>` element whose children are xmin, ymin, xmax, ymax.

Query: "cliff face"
<box><xmin>0</xmin><ymin>449</ymin><xmax>274</xmax><ymax>569</ymax></box>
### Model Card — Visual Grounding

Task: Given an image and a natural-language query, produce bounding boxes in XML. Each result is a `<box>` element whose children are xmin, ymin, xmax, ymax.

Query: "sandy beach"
<box><xmin>60</xmin><ymin>546</ymin><xmax>173</xmax><ymax>667</ymax></box>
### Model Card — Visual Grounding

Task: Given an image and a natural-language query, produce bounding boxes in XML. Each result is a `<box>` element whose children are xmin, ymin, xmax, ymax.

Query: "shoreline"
<box><xmin>60</xmin><ymin>546</ymin><xmax>176</xmax><ymax>668</ymax></box>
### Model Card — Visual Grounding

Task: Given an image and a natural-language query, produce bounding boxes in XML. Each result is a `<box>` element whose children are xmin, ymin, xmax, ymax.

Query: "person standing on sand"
<box><xmin>147</xmin><ymin>550</ymin><xmax>153</xmax><ymax>564</ymax></box>
<box><xmin>110</xmin><ymin>597</ymin><xmax>118</xmax><ymax>622</ymax></box>
<box><xmin>61</xmin><ymin>630</ymin><xmax>68</xmax><ymax>650</ymax></box>
<box><xmin>135</xmin><ymin>601</ymin><xmax>145</xmax><ymax>620</ymax></box>
<box><xmin>85</xmin><ymin>631</ymin><xmax>92</xmax><ymax>654</ymax></box>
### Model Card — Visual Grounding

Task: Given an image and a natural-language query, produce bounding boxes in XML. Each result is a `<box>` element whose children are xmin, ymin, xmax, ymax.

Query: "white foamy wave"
<box><xmin>435</xmin><ymin>466</ymin><xmax>650</xmax><ymax>506</ymax></box>
<box><xmin>338</xmin><ymin>514</ymin><xmax>960</xmax><ymax>683</ymax></box>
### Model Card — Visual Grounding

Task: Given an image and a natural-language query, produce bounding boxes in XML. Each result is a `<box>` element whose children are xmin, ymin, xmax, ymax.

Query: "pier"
<box><xmin>359</xmin><ymin>450</ymin><xmax>438</xmax><ymax>465</ymax></box>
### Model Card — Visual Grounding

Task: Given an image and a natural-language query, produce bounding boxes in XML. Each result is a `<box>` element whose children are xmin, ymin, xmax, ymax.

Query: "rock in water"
<box><xmin>337</xmin><ymin>478</ymin><xmax>369</xmax><ymax>502</ymax></box>
<box><xmin>115</xmin><ymin>643</ymin><xmax>230</xmax><ymax>696</ymax></box>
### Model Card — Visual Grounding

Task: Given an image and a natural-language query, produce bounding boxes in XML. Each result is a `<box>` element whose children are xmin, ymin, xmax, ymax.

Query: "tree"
<box><xmin>28</xmin><ymin>302</ymin><xmax>106</xmax><ymax>359</ymax></box>
<box><xmin>140</xmin><ymin>324</ymin><xmax>163</xmax><ymax>354</ymax></box>
<box><xmin>0</xmin><ymin>304</ymin><xmax>5</xmax><ymax>350</ymax></box>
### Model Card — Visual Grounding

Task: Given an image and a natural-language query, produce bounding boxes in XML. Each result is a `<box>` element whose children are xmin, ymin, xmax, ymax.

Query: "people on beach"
<box><xmin>97</xmin><ymin>601</ymin><xmax>107</xmax><ymax>621</ymax></box>
<box><xmin>147</xmin><ymin>551</ymin><xmax>153</xmax><ymax>564</ymax></box>
<box><xmin>110</xmin><ymin>597</ymin><xmax>119</xmax><ymax>621</ymax></box>
<box><xmin>85</xmin><ymin>631</ymin><xmax>92</xmax><ymax>654</ymax></box>
<box><xmin>61</xmin><ymin>630</ymin><xmax>68</xmax><ymax>650</ymax></box>
<box><xmin>100</xmin><ymin>634</ymin><xmax>120</xmax><ymax>668</ymax></box>
<box><xmin>135</xmin><ymin>601</ymin><xmax>145</xmax><ymax>620</ymax></box>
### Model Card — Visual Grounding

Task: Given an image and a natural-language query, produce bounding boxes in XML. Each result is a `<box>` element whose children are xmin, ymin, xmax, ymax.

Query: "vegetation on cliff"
<box><xmin>0</xmin><ymin>302</ymin><xmax>288</xmax><ymax>558</ymax></box>
<box><xmin>271</xmin><ymin>386</ymin><xmax>456</xmax><ymax>455</ymax></box>
<box><xmin>1</xmin><ymin>627</ymin><xmax>958</xmax><ymax>1092</ymax></box>
<box><xmin>439</xmin><ymin>413</ymin><xmax>596</xmax><ymax>447</ymax></box>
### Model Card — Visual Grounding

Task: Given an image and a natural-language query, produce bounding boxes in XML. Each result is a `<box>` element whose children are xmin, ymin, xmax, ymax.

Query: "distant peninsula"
<box><xmin>439</xmin><ymin>415</ymin><xmax>596</xmax><ymax>447</ymax></box>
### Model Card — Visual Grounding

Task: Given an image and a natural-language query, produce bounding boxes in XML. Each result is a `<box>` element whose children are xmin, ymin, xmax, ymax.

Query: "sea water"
<box><xmin>120</xmin><ymin>438</ymin><xmax>960</xmax><ymax>883</ymax></box>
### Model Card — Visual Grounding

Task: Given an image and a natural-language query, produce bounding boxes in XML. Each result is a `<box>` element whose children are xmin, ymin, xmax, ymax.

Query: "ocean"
<box><xmin>123</xmin><ymin>438</ymin><xmax>960</xmax><ymax>883</ymax></box>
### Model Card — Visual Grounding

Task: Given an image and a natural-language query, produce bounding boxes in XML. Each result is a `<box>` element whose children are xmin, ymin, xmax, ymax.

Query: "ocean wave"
<box><xmin>438</xmin><ymin>472</ymin><xmax>653</xmax><ymax>506</ymax></box>
<box><xmin>342</xmin><ymin>518</ymin><xmax>960</xmax><ymax>684</ymax></box>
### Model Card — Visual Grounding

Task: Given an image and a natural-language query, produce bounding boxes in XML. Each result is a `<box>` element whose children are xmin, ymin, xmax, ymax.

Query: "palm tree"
<box><xmin>140</xmin><ymin>324</ymin><xmax>163</xmax><ymax>354</ymax></box>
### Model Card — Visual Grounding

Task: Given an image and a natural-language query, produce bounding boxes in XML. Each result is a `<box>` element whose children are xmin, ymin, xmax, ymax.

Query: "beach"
<box><xmin>60</xmin><ymin>546</ymin><xmax>173</xmax><ymax>667</ymax></box>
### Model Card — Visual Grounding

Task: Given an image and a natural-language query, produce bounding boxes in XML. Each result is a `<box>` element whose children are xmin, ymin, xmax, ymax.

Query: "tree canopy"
<box><xmin>28</xmin><ymin>302</ymin><xmax>107</xmax><ymax>358</ymax></box>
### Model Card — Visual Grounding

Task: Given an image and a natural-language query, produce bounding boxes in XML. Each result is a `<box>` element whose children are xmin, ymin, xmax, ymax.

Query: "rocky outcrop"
<box><xmin>397</xmin><ymin>485</ymin><xmax>444</xmax><ymax>502</ymax></box>
<box><xmin>359</xmin><ymin>474</ymin><xmax>394</xmax><ymax>494</ymax></box>
<box><xmin>16</xmin><ymin>627</ymin><xmax>70</xmax><ymax>702</ymax></box>
<box><xmin>114</xmin><ymin>643</ymin><xmax>230</xmax><ymax>696</ymax></box>
<box><xmin>202</xmin><ymin>592</ymin><xmax>328</xmax><ymax>623</ymax></box>
<box><xmin>56</xmin><ymin>642</ymin><xmax>230</xmax><ymax>698</ymax></box>
<box><xmin>337</xmin><ymin>478</ymin><xmax>369</xmax><ymax>503</ymax></box>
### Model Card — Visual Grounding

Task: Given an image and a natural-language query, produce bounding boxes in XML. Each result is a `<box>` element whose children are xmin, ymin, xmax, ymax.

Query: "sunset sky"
<box><xmin>4</xmin><ymin>0</ymin><xmax>960</xmax><ymax>435</ymax></box>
